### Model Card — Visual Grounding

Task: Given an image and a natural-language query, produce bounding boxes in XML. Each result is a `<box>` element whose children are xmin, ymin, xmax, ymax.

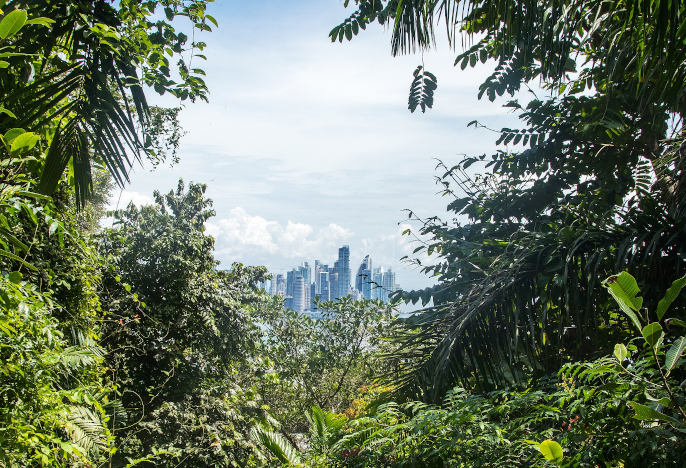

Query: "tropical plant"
<box><xmin>0</xmin><ymin>274</ymin><xmax>110</xmax><ymax>467</ymax></box>
<box><xmin>333</xmin><ymin>0</ymin><xmax>686</xmax><ymax>400</ymax></box>
<box><xmin>594</xmin><ymin>271</ymin><xmax>686</xmax><ymax>428</ymax></box>
<box><xmin>0</xmin><ymin>0</ymin><xmax>215</xmax><ymax>206</ymax></box>
<box><xmin>251</xmin><ymin>405</ymin><xmax>345</xmax><ymax>467</ymax></box>
<box><xmin>99</xmin><ymin>179</ymin><xmax>271</xmax><ymax>467</ymax></box>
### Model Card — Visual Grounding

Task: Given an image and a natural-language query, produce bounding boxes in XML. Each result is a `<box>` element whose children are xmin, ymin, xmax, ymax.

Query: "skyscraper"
<box><xmin>372</xmin><ymin>267</ymin><xmax>383</xmax><ymax>300</ymax></box>
<box><xmin>286</xmin><ymin>270</ymin><xmax>296</xmax><ymax>299</ymax></box>
<box><xmin>292</xmin><ymin>275</ymin><xmax>305</xmax><ymax>312</ymax></box>
<box><xmin>319</xmin><ymin>271</ymin><xmax>330</xmax><ymax>301</ymax></box>
<box><xmin>310</xmin><ymin>282</ymin><xmax>317</xmax><ymax>310</ymax></box>
<box><xmin>382</xmin><ymin>268</ymin><xmax>396</xmax><ymax>302</ymax></box>
<box><xmin>276</xmin><ymin>274</ymin><xmax>286</xmax><ymax>297</ymax></box>
<box><xmin>356</xmin><ymin>255</ymin><xmax>373</xmax><ymax>300</ymax></box>
<box><xmin>329</xmin><ymin>262</ymin><xmax>339</xmax><ymax>300</ymax></box>
<box><xmin>337</xmin><ymin>245</ymin><xmax>350</xmax><ymax>299</ymax></box>
<box><xmin>314</xmin><ymin>260</ymin><xmax>326</xmax><ymax>294</ymax></box>
<box><xmin>298</xmin><ymin>263</ymin><xmax>311</xmax><ymax>311</ymax></box>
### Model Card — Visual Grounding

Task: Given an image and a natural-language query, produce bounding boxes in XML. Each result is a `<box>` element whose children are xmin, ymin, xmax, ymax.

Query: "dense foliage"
<box><xmin>333</xmin><ymin>0</ymin><xmax>686</xmax><ymax>401</ymax></box>
<box><xmin>100</xmin><ymin>180</ymin><xmax>271</xmax><ymax>467</ymax></box>
<box><xmin>254</xmin><ymin>297</ymin><xmax>398</xmax><ymax>436</ymax></box>
<box><xmin>3</xmin><ymin>0</ymin><xmax>686</xmax><ymax>467</ymax></box>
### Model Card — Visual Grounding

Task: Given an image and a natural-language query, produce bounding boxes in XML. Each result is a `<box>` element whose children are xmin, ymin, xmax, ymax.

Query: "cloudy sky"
<box><xmin>114</xmin><ymin>0</ymin><xmax>522</xmax><ymax>300</ymax></box>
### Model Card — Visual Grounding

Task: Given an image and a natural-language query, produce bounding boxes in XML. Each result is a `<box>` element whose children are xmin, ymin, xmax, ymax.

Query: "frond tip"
<box><xmin>408</xmin><ymin>66</ymin><xmax>437</xmax><ymax>113</ymax></box>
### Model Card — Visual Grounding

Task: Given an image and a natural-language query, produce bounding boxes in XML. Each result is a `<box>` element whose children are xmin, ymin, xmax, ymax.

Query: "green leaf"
<box><xmin>3</xmin><ymin>127</ymin><xmax>24</xmax><ymax>143</ymax></box>
<box><xmin>0</xmin><ymin>106</ymin><xmax>15</xmax><ymax>118</ymax></box>
<box><xmin>8</xmin><ymin>271</ymin><xmax>21</xmax><ymax>283</ymax></box>
<box><xmin>24</xmin><ymin>17</ymin><xmax>54</xmax><ymax>27</ymax></box>
<box><xmin>665</xmin><ymin>337</ymin><xmax>686</xmax><ymax>375</ymax></box>
<box><xmin>642</xmin><ymin>323</ymin><xmax>664</xmax><ymax>348</ymax></box>
<box><xmin>656</xmin><ymin>275</ymin><xmax>686</xmax><ymax>320</ymax></box>
<box><xmin>0</xmin><ymin>249</ymin><xmax>37</xmax><ymax>270</ymax></box>
<box><xmin>0</xmin><ymin>9</ymin><xmax>27</xmax><ymax>39</ymax></box>
<box><xmin>630</xmin><ymin>402</ymin><xmax>683</xmax><ymax>425</ymax></box>
<box><xmin>667</xmin><ymin>318</ymin><xmax>686</xmax><ymax>328</ymax></box>
<box><xmin>539</xmin><ymin>440</ymin><xmax>563</xmax><ymax>463</ymax></box>
<box><xmin>614</xmin><ymin>343</ymin><xmax>628</xmax><ymax>362</ymax></box>
<box><xmin>10</xmin><ymin>131</ymin><xmax>39</xmax><ymax>153</ymax></box>
<box><xmin>603</xmin><ymin>272</ymin><xmax>643</xmax><ymax>330</ymax></box>
<box><xmin>205</xmin><ymin>14</ymin><xmax>218</xmax><ymax>28</ymax></box>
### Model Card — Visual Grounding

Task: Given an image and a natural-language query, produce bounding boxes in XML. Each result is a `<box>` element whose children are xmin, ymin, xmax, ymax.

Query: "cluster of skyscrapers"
<box><xmin>267</xmin><ymin>245</ymin><xmax>399</xmax><ymax>313</ymax></box>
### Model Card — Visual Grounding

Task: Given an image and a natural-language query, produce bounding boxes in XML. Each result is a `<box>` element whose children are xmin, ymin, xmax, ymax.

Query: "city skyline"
<box><xmin>265</xmin><ymin>245</ymin><xmax>400</xmax><ymax>313</ymax></box>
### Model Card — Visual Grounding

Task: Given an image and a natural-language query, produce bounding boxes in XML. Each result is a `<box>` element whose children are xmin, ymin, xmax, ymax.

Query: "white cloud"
<box><xmin>206</xmin><ymin>207</ymin><xmax>353</xmax><ymax>266</ymax></box>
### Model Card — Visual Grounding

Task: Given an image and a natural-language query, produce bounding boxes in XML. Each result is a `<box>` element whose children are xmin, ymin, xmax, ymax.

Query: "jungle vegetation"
<box><xmin>1</xmin><ymin>0</ymin><xmax>686</xmax><ymax>467</ymax></box>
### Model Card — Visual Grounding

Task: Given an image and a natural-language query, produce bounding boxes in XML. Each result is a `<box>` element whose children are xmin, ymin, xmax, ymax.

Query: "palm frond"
<box><xmin>250</xmin><ymin>426</ymin><xmax>301</xmax><ymax>466</ymax></box>
<box><xmin>64</xmin><ymin>405</ymin><xmax>108</xmax><ymax>456</ymax></box>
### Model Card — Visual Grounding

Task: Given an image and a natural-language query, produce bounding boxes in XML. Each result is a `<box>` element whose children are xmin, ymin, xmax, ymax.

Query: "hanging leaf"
<box><xmin>656</xmin><ymin>274</ymin><xmax>686</xmax><ymax>320</ymax></box>
<box><xmin>408</xmin><ymin>65</ymin><xmax>438</xmax><ymax>113</ymax></box>
<box><xmin>603</xmin><ymin>272</ymin><xmax>643</xmax><ymax>331</ymax></box>
<box><xmin>614</xmin><ymin>343</ymin><xmax>628</xmax><ymax>362</ymax></box>
<box><xmin>664</xmin><ymin>337</ymin><xmax>686</xmax><ymax>375</ymax></box>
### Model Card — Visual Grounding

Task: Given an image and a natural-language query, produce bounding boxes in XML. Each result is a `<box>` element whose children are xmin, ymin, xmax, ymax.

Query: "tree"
<box><xmin>334</xmin><ymin>0</ymin><xmax>686</xmax><ymax>399</ymax></box>
<box><xmin>99</xmin><ymin>180</ymin><xmax>270</xmax><ymax>467</ymax></box>
<box><xmin>0</xmin><ymin>0</ymin><xmax>214</xmax><ymax>206</ymax></box>
<box><xmin>254</xmin><ymin>297</ymin><xmax>398</xmax><ymax>436</ymax></box>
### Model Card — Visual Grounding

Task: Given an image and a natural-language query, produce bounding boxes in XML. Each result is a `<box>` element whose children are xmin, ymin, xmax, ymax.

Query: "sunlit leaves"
<box><xmin>0</xmin><ymin>10</ymin><xmax>27</xmax><ymax>39</ymax></box>
<box><xmin>539</xmin><ymin>440</ymin><xmax>564</xmax><ymax>464</ymax></box>
<box><xmin>603</xmin><ymin>272</ymin><xmax>643</xmax><ymax>331</ymax></box>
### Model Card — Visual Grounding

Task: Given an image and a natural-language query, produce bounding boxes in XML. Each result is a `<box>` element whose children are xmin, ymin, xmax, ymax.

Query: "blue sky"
<box><xmin>114</xmin><ymin>0</ymin><xmax>522</xmax><ymax>300</ymax></box>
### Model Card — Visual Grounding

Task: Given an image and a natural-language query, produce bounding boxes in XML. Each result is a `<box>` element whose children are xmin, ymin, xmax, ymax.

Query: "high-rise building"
<box><xmin>292</xmin><ymin>275</ymin><xmax>305</xmax><ymax>312</ymax></box>
<box><xmin>297</xmin><ymin>263</ymin><xmax>311</xmax><ymax>311</ymax></box>
<box><xmin>314</xmin><ymin>260</ymin><xmax>326</xmax><ymax>294</ymax></box>
<box><xmin>372</xmin><ymin>267</ymin><xmax>383</xmax><ymax>300</ymax></box>
<box><xmin>286</xmin><ymin>270</ymin><xmax>296</xmax><ymax>299</ymax></box>
<box><xmin>310</xmin><ymin>282</ymin><xmax>317</xmax><ymax>310</ymax></box>
<box><xmin>319</xmin><ymin>271</ymin><xmax>330</xmax><ymax>301</ymax></box>
<box><xmin>337</xmin><ymin>245</ymin><xmax>350</xmax><ymax>299</ymax></box>
<box><xmin>382</xmin><ymin>268</ymin><xmax>396</xmax><ymax>302</ymax></box>
<box><xmin>276</xmin><ymin>274</ymin><xmax>286</xmax><ymax>297</ymax></box>
<box><xmin>329</xmin><ymin>262</ymin><xmax>339</xmax><ymax>300</ymax></box>
<box><xmin>356</xmin><ymin>255</ymin><xmax>373</xmax><ymax>300</ymax></box>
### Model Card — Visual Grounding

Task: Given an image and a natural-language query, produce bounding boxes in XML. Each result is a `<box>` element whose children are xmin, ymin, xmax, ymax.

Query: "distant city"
<box><xmin>262</xmin><ymin>245</ymin><xmax>399</xmax><ymax>313</ymax></box>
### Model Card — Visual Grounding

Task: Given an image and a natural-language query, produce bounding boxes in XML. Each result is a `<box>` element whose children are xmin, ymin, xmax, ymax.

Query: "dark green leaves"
<box><xmin>408</xmin><ymin>66</ymin><xmax>437</xmax><ymax>113</ymax></box>
<box><xmin>629</xmin><ymin>402</ymin><xmax>683</xmax><ymax>426</ymax></box>
<box><xmin>664</xmin><ymin>337</ymin><xmax>686</xmax><ymax>375</ymax></box>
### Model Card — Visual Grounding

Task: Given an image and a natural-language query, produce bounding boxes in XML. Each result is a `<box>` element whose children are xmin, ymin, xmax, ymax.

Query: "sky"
<box><xmin>112</xmin><ymin>0</ymin><xmax>523</xmax><ymax>304</ymax></box>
